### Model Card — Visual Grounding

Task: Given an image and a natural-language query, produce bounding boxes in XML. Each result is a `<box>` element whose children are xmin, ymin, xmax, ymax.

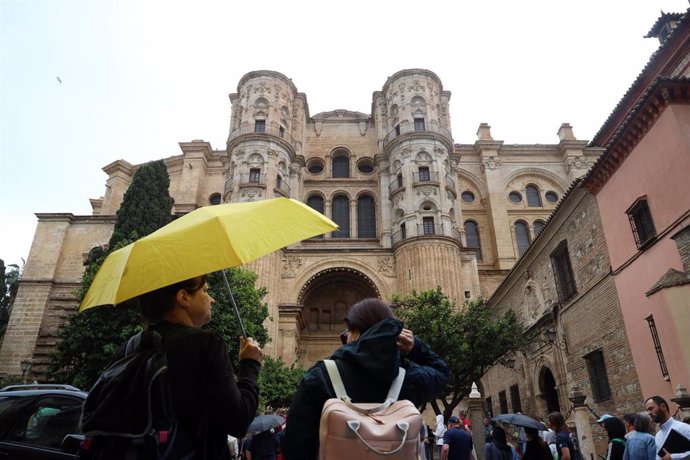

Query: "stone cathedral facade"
<box><xmin>0</xmin><ymin>69</ymin><xmax>602</xmax><ymax>377</ymax></box>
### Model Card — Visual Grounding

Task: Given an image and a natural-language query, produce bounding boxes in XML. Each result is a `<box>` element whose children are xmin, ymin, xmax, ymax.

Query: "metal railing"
<box><xmin>238</xmin><ymin>173</ymin><xmax>267</xmax><ymax>187</ymax></box>
<box><xmin>418</xmin><ymin>223</ymin><xmax>444</xmax><ymax>236</ymax></box>
<box><xmin>382</xmin><ymin>121</ymin><xmax>453</xmax><ymax>150</ymax></box>
<box><xmin>412</xmin><ymin>171</ymin><xmax>439</xmax><ymax>184</ymax></box>
<box><xmin>227</xmin><ymin>123</ymin><xmax>298</xmax><ymax>151</ymax></box>
<box><xmin>274</xmin><ymin>178</ymin><xmax>291</xmax><ymax>196</ymax></box>
<box><xmin>445</xmin><ymin>175</ymin><xmax>456</xmax><ymax>191</ymax></box>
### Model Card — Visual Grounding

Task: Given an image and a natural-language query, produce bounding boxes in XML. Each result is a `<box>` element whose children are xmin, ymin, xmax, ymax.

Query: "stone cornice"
<box><xmin>382</xmin><ymin>69</ymin><xmax>444</xmax><ymax>94</ymax></box>
<box><xmin>235</xmin><ymin>70</ymin><xmax>300</xmax><ymax>96</ymax></box>
<box><xmin>102</xmin><ymin>159</ymin><xmax>135</xmax><ymax>176</ymax></box>
<box><xmin>35</xmin><ymin>213</ymin><xmax>116</xmax><ymax>224</ymax></box>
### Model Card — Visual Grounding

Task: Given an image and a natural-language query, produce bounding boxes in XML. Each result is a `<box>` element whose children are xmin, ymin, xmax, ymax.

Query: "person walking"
<box><xmin>280</xmin><ymin>298</ymin><xmax>450</xmax><ymax>460</ymax></box>
<box><xmin>602</xmin><ymin>417</ymin><xmax>627</xmax><ymax>460</ymax></box>
<box><xmin>549</xmin><ymin>412</ymin><xmax>574</xmax><ymax>460</ymax></box>
<box><xmin>436</xmin><ymin>414</ymin><xmax>449</xmax><ymax>459</ymax></box>
<box><xmin>645</xmin><ymin>395</ymin><xmax>690</xmax><ymax>460</ymax></box>
<box><xmin>623</xmin><ymin>412</ymin><xmax>657</xmax><ymax>460</ymax></box>
<box><xmin>442</xmin><ymin>416</ymin><xmax>475</xmax><ymax>460</ymax></box>
<box><xmin>484</xmin><ymin>426</ymin><xmax>515</xmax><ymax>460</ymax></box>
<box><xmin>522</xmin><ymin>427</ymin><xmax>553</xmax><ymax>460</ymax></box>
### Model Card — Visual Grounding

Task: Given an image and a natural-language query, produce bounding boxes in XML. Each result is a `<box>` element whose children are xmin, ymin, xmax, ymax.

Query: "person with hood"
<box><xmin>602</xmin><ymin>417</ymin><xmax>627</xmax><ymax>460</ymax></box>
<box><xmin>280</xmin><ymin>298</ymin><xmax>450</xmax><ymax>460</ymax></box>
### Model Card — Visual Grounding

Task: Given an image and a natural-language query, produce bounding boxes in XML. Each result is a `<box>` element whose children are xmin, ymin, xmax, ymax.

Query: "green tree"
<box><xmin>108</xmin><ymin>160</ymin><xmax>173</xmax><ymax>248</ymax></box>
<box><xmin>0</xmin><ymin>260</ymin><xmax>22</xmax><ymax>343</ymax></box>
<box><xmin>257</xmin><ymin>356</ymin><xmax>305</xmax><ymax>413</ymax></box>
<box><xmin>394</xmin><ymin>287</ymin><xmax>526</xmax><ymax>419</ymax></box>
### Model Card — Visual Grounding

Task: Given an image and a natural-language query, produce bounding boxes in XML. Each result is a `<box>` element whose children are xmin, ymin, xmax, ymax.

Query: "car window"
<box><xmin>9</xmin><ymin>396</ymin><xmax>83</xmax><ymax>449</ymax></box>
<box><xmin>0</xmin><ymin>396</ymin><xmax>21</xmax><ymax>416</ymax></box>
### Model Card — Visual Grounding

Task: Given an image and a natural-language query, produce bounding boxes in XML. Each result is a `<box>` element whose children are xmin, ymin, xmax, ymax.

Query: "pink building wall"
<box><xmin>596</xmin><ymin>104</ymin><xmax>690</xmax><ymax>401</ymax></box>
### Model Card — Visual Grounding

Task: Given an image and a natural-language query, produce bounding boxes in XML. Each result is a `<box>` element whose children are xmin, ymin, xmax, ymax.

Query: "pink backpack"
<box><xmin>318</xmin><ymin>360</ymin><xmax>422</xmax><ymax>459</ymax></box>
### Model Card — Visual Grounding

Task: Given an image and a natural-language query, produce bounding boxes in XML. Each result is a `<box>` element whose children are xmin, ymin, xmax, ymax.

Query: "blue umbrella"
<box><xmin>492</xmin><ymin>413</ymin><xmax>548</xmax><ymax>431</ymax></box>
<box><xmin>248</xmin><ymin>414</ymin><xmax>285</xmax><ymax>434</ymax></box>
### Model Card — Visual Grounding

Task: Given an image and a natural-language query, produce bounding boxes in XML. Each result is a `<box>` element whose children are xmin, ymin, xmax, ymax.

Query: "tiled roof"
<box><xmin>645</xmin><ymin>11</ymin><xmax>683</xmax><ymax>38</ymax></box>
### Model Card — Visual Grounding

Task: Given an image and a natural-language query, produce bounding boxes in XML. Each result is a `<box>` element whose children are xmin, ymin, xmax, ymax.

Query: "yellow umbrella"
<box><xmin>81</xmin><ymin>197</ymin><xmax>337</xmax><ymax>319</ymax></box>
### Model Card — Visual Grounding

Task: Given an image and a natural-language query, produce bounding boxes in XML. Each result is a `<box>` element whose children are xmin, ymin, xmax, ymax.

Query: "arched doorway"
<box><xmin>296</xmin><ymin>267</ymin><xmax>380</xmax><ymax>366</ymax></box>
<box><xmin>539</xmin><ymin>367</ymin><xmax>561</xmax><ymax>413</ymax></box>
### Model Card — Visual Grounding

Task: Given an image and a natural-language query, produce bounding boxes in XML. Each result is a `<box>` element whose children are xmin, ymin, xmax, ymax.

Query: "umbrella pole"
<box><xmin>220</xmin><ymin>270</ymin><xmax>248</xmax><ymax>338</ymax></box>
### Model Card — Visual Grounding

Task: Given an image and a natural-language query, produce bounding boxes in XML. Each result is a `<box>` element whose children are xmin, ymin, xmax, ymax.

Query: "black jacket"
<box><xmin>281</xmin><ymin>318</ymin><xmax>450</xmax><ymax>460</ymax></box>
<box><xmin>152</xmin><ymin>321</ymin><xmax>261</xmax><ymax>459</ymax></box>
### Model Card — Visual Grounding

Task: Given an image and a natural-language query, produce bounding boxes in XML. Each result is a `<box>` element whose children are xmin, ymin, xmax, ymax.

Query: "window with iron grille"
<box><xmin>357</xmin><ymin>195</ymin><xmax>376</xmax><ymax>238</ymax></box>
<box><xmin>510</xmin><ymin>384</ymin><xmax>522</xmax><ymax>413</ymax></box>
<box><xmin>418</xmin><ymin>167</ymin><xmax>430</xmax><ymax>181</ymax></box>
<box><xmin>627</xmin><ymin>198</ymin><xmax>656</xmax><ymax>249</ymax></box>
<box><xmin>332</xmin><ymin>155</ymin><xmax>350</xmax><ymax>178</ymax></box>
<box><xmin>485</xmin><ymin>397</ymin><xmax>493</xmax><ymax>417</ymax></box>
<box><xmin>464</xmin><ymin>220</ymin><xmax>483</xmax><ymax>261</ymax></box>
<box><xmin>498</xmin><ymin>390</ymin><xmax>508</xmax><ymax>414</ymax></box>
<box><xmin>584</xmin><ymin>349</ymin><xmax>612</xmax><ymax>402</ymax></box>
<box><xmin>332</xmin><ymin>196</ymin><xmax>350</xmax><ymax>238</ymax></box>
<box><xmin>249</xmin><ymin>168</ymin><xmax>261</xmax><ymax>183</ymax></box>
<box><xmin>254</xmin><ymin>120</ymin><xmax>265</xmax><ymax>133</ymax></box>
<box><xmin>414</xmin><ymin>118</ymin><xmax>425</xmax><ymax>131</ymax></box>
<box><xmin>526</xmin><ymin>185</ymin><xmax>542</xmax><ymax>207</ymax></box>
<box><xmin>423</xmin><ymin>217</ymin><xmax>435</xmax><ymax>235</ymax></box>
<box><xmin>645</xmin><ymin>315</ymin><xmax>669</xmax><ymax>378</ymax></box>
<box><xmin>515</xmin><ymin>221</ymin><xmax>531</xmax><ymax>256</ymax></box>
<box><xmin>551</xmin><ymin>240</ymin><xmax>577</xmax><ymax>302</ymax></box>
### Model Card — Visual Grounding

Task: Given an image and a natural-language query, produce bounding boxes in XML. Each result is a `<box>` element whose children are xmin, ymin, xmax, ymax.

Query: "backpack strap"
<box><xmin>323</xmin><ymin>359</ymin><xmax>406</xmax><ymax>415</ymax></box>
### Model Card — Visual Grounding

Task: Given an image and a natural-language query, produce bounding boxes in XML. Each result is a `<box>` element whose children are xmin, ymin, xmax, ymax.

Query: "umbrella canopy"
<box><xmin>80</xmin><ymin>197</ymin><xmax>337</xmax><ymax>311</ymax></box>
<box><xmin>248</xmin><ymin>414</ymin><xmax>285</xmax><ymax>434</ymax></box>
<box><xmin>492</xmin><ymin>413</ymin><xmax>548</xmax><ymax>431</ymax></box>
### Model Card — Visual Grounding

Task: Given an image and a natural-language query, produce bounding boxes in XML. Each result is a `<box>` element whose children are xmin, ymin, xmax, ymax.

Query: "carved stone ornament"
<box><xmin>314</xmin><ymin>121</ymin><xmax>323</xmax><ymax>137</ymax></box>
<box><xmin>359</xmin><ymin>121</ymin><xmax>367</xmax><ymax>136</ymax></box>
<box><xmin>522</xmin><ymin>274</ymin><xmax>546</xmax><ymax>324</ymax></box>
<box><xmin>377</xmin><ymin>256</ymin><xmax>396</xmax><ymax>277</ymax></box>
<box><xmin>281</xmin><ymin>256</ymin><xmax>303</xmax><ymax>278</ymax></box>
<box><xmin>267</xmin><ymin>148</ymin><xmax>279</xmax><ymax>158</ymax></box>
<box><xmin>417</xmin><ymin>187</ymin><xmax>437</xmax><ymax>197</ymax></box>
<box><xmin>481</xmin><ymin>156</ymin><xmax>502</xmax><ymax>172</ymax></box>
<box><xmin>241</xmin><ymin>190</ymin><xmax>263</xmax><ymax>201</ymax></box>
<box><xmin>564</xmin><ymin>157</ymin><xmax>590</xmax><ymax>174</ymax></box>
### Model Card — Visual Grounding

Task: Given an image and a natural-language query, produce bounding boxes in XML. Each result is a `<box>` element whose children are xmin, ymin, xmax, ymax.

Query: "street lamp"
<box><xmin>20</xmin><ymin>360</ymin><xmax>31</xmax><ymax>383</ymax></box>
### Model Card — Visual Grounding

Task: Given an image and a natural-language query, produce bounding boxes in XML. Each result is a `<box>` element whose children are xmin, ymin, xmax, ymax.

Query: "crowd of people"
<box><xmin>83</xmin><ymin>273</ymin><xmax>690</xmax><ymax>460</ymax></box>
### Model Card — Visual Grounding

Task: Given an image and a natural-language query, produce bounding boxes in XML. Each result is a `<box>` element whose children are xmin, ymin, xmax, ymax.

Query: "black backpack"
<box><xmin>78</xmin><ymin>328</ymin><xmax>200</xmax><ymax>459</ymax></box>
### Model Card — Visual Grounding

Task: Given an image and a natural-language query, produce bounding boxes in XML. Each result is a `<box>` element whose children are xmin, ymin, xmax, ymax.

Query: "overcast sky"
<box><xmin>1</xmin><ymin>0</ymin><xmax>687</xmax><ymax>267</ymax></box>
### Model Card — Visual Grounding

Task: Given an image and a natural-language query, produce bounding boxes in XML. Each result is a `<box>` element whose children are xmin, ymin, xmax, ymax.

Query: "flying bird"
<box><xmin>56</xmin><ymin>76</ymin><xmax>62</xmax><ymax>84</ymax></box>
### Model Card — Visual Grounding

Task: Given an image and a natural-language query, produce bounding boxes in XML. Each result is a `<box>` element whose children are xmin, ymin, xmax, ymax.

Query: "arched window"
<box><xmin>534</xmin><ymin>220</ymin><xmax>546</xmax><ymax>236</ymax></box>
<box><xmin>332</xmin><ymin>155</ymin><xmax>350</xmax><ymax>178</ymax></box>
<box><xmin>357</xmin><ymin>195</ymin><xmax>376</xmax><ymax>238</ymax></box>
<box><xmin>306</xmin><ymin>195</ymin><xmax>324</xmax><ymax>213</ymax></box>
<box><xmin>464</xmin><ymin>220</ymin><xmax>483</xmax><ymax>261</ymax></box>
<box><xmin>306</xmin><ymin>195</ymin><xmax>325</xmax><ymax>238</ymax></box>
<box><xmin>332</xmin><ymin>196</ymin><xmax>350</xmax><ymax>238</ymax></box>
<box><xmin>526</xmin><ymin>185</ymin><xmax>542</xmax><ymax>207</ymax></box>
<box><xmin>515</xmin><ymin>220</ymin><xmax>531</xmax><ymax>256</ymax></box>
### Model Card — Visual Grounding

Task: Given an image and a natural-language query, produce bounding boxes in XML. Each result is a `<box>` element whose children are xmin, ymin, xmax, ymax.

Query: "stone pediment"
<box><xmin>312</xmin><ymin>109</ymin><xmax>370</xmax><ymax>121</ymax></box>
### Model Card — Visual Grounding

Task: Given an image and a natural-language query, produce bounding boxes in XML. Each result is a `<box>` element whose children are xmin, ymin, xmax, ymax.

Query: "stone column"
<box><xmin>468</xmin><ymin>383</ymin><xmax>485</xmax><ymax>460</ymax></box>
<box><xmin>671</xmin><ymin>385</ymin><xmax>690</xmax><ymax>421</ymax></box>
<box><xmin>569</xmin><ymin>386</ymin><xmax>595</xmax><ymax>460</ymax></box>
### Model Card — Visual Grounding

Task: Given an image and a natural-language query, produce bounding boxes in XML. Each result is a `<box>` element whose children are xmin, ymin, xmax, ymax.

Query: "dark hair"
<box><xmin>491</xmin><ymin>426</ymin><xmax>510</xmax><ymax>450</ymax></box>
<box><xmin>525</xmin><ymin>427</ymin><xmax>546</xmax><ymax>447</ymax></box>
<box><xmin>646</xmin><ymin>395</ymin><xmax>669</xmax><ymax>412</ymax></box>
<box><xmin>623</xmin><ymin>413</ymin><xmax>636</xmax><ymax>427</ymax></box>
<box><xmin>344</xmin><ymin>298</ymin><xmax>395</xmax><ymax>334</ymax></box>
<box><xmin>602</xmin><ymin>417</ymin><xmax>626</xmax><ymax>441</ymax></box>
<box><xmin>139</xmin><ymin>275</ymin><xmax>208</xmax><ymax>322</ymax></box>
<box><xmin>549</xmin><ymin>412</ymin><xmax>566</xmax><ymax>432</ymax></box>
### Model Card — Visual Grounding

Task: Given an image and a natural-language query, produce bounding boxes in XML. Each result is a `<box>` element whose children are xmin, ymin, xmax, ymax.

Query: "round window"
<box><xmin>209</xmin><ymin>193</ymin><xmax>221</xmax><ymax>205</ymax></box>
<box><xmin>461</xmin><ymin>191</ymin><xmax>475</xmax><ymax>203</ymax></box>
<box><xmin>509</xmin><ymin>191</ymin><xmax>523</xmax><ymax>203</ymax></box>
<box><xmin>357</xmin><ymin>158</ymin><xmax>375</xmax><ymax>174</ymax></box>
<box><xmin>545</xmin><ymin>191</ymin><xmax>559</xmax><ymax>203</ymax></box>
<box><xmin>306</xmin><ymin>159</ymin><xmax>324</xmax><ymax>174</ymax></box>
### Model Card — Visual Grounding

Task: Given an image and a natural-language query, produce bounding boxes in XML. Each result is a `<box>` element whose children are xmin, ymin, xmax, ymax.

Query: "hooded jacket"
<box><xmin>281</xmin><ymin>318</ymin><xmax>450</xmax><ymax>460</ymax></box>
